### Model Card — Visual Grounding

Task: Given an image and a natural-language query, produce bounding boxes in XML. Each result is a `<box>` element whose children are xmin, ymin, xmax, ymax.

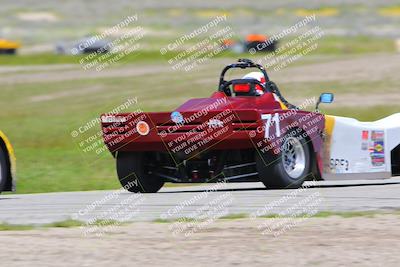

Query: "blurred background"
<box><xmin>1</xmin><ymin>0</ymin><xmax>399</xmax><ymax>193</ymax></box>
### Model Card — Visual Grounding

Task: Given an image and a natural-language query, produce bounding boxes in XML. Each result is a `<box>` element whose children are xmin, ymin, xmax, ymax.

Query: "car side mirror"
<box><xmin>316</xmin><ymin>93</ymin><xmax>334</xmax><ymax>111</ymax></box>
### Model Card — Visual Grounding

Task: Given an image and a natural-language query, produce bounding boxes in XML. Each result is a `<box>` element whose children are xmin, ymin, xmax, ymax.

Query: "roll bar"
<box><xmin>217</xmin><ymin>59</ymin><xmax>297</xmax><ymax>109</ymax></box>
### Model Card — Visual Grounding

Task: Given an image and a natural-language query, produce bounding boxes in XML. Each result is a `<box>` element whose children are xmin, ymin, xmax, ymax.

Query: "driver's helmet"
<box><xmin>242</xmin><ymin>72</ymin><xmax>265</xmax><ymax>95</ymax></box>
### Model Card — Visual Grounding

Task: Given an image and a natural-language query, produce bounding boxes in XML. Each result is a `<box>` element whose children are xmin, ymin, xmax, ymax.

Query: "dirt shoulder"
<box><xmin>2</xmin><ymin>53</ymin><xmax>400</xmax><ymax>85</ymax></box>
<box><xmin>1</xmin><ymin>215</ymin><xmax>399</xmax><ymax>267</ymax></box>
<box><xmin>272</xmin><ymin>53</ymin><xmax>400</xmax><ymax>83</ymax></box>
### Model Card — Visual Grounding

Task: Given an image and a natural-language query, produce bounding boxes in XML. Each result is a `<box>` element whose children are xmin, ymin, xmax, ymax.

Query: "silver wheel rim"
<box><xmin>282</xmin><ymin>137</ymin><xmax>306</xmax><ymax>179</ymax></box>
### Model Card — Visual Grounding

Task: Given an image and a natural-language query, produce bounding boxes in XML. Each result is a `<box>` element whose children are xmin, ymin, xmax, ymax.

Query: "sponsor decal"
<box><xmin>171</xmin><ymin>111</ymin><xmax>184</xmax><ymax>124</ymax></box>
<box><xmin>101</xmin><ymin>115</ymin><xmax>127</xmax><ymax>123</ymax></box>
<box><xmin>371</xmin><ymin>130</ymin><xmax>384</xmax><ymax>141</ymax></box>
<box><xmin>330</xmin><ymin>158</ymin><xmax>349</xmax><ymax>173</ymax></box>
<box><xmin>369</xmin><ymin>130</ymin><xmax>385</xmax><ymax>167</ymax></box>
<box><xmin>136</xmin><ymin>121</ymin><xmax>150</xmax><ymax>136</ymax></box>
<box><xmin>374</xmin><ymin>142</ymin><xmax>384</xmax><ymax>153</ymax></box>
<box><xmin>362</xmin><ymin>130</ymin><xmax>369</xmax><ymax>140</ymax></box>
<box><xmin>207</xmin><ymin>119</ymin><xmax>223</xmax><ymax>128</ymax></box>
<box><xmin>361</xmin><ymin>130</ymin><xmax>369</xmax><ymax>150</ymax></box>
<box><xmin>361</xmin><ymin>142</ymin><xmax>368</xmax><ymax>151</ymax></box>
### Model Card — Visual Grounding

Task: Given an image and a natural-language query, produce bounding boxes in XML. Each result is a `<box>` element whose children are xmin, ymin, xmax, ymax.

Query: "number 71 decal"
<box><xmin>261</xmin><ymin>113</ymin><xmax>281</xmax><ymax>139</ymax></box>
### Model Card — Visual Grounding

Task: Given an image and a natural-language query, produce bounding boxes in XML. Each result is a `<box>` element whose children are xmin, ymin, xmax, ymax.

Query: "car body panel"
<box><xmin>101</xmin><ymin>93</ymin><xmax>325</xmax><ymax>160</ymax></box>
<box><xmin>0</xmin><ymin>130</ymin><xmax>16</xmax><ymax>191</ymax></box>
<box><xmin>322</xmin><ymin>114</ymin><xmax>400</xmax><ymax>180</ymax></box>
<box><xmin>0</xmin><ymin>39</ymin><xmax>20</xmax><ymax>50</ymax></box>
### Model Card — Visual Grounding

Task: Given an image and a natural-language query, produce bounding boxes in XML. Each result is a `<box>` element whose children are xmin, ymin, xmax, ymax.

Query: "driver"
<box><xmin>242</xmin><ymin>72</ymin><xmax>295</xmax><ymax>110</ymax></box>
<box><xmin>242</xmin><ymin>72</ymin><xmax>265</xmax><ymax>96</ymax></box>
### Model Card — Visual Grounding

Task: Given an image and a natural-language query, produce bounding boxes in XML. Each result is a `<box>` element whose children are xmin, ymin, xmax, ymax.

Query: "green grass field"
<box><xmin>0</xmin><ymin>35</ymin><xmax>395</xmax><ymax>66</ymax></box>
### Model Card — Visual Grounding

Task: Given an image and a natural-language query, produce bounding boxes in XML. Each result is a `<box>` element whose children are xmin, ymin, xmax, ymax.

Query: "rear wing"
<box><xmin>101</xmin><ymin>109</ymin><xmax>262</xmax><ymax>153</ymax></box>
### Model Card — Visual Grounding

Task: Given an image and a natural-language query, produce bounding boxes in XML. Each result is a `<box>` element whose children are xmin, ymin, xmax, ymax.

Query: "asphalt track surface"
<box><xmin>1</xmin><ymin>178</ymin><xmax>400</xmax><ymax>225</ymax></box>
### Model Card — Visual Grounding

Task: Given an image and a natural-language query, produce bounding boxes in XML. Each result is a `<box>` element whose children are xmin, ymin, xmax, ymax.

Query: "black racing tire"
<box><xmin>256</xmin><ymin>129</ymin><xmax>311</xmax><ymax>189</ymax></box>
<box><xmin>116</xmin><ymin>152</ymin><xmax>164</xmax><ymax>193</ymax></box>
<box><xmin>7</xmin><ymin>49</ymin><xmax>16</xmax><ymax>55</ymax></box>
<box><xmin>0</xmin><ymin>49</ymin><xmax>16</xmax><ymax>55</ymax></box>
<box><xmin>0</xmin><ymin>146</ymin><xmax>8</xmax><ymax>193</ymax></box>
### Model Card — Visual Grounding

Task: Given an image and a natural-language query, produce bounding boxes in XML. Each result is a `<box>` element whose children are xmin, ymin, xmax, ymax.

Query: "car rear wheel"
<box><xmin>256</xmin><ymin>130</ymin><xmax>311</xmax><ymax>189</ymax></box>
<box><xmin>116</xmin><ymin>152</ymin><xmax>164</xmax><ymax>193</ymax></box>
<box><xmin>0</xmin><ymin>49</ymin><xmax>16</xmax><ymax>55</ymax></box>
<box><xmin>0</xmin><ymin>146</ymin><xmax>8</xmax><ymax>193</ymax></box>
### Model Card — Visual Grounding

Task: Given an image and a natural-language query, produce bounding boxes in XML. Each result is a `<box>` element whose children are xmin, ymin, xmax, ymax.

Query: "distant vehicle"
<box><xmin>56</xmin><ymin>36</ymin><xmax>111</xmax><ymax>55</ymax></box>
<box><xmin>223</xmin><ymin>34</ymin><xmax>277</xmax><ymax>53</ymax></box>
<box><xmin>100</xmin><ymin>59</ymin><xmax>400</xmax><ymax>193</ymax></box>
<box><xmin>0</xmin><ymin>39</ymin><xmax>20</xmax><ymax>55</ymax></box>
<box><xmin>245</xmin><ymin>34</ymin><xmax>277</xmax><ymax>52</ymax></box>
<box><xmin>0</xmin><ymin>131</ymin><xmax>16</xmax><ymax>193</ymax></box>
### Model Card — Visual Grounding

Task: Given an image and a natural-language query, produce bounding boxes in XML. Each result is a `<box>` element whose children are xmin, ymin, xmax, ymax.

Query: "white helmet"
<box><xmin>242</xmin><ymin>72</ymin><xmax>266</xmax><ymax>95</ymax></box>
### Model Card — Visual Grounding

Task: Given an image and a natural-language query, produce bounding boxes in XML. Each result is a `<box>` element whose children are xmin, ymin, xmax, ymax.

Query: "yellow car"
<box><xmin>0</xmin><ymin>39</ymin><xmax>20</xmax><ymax>55</ymax></box>
<box><xmin>0</xmin><ymin>131</ymin><xmax>16</xmax><ymax>193</ymax></box>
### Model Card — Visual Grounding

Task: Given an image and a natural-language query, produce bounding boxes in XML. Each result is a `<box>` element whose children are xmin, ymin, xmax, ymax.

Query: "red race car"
<box><xmin>101</xmin><ymin>59</ymin><xmax>332</xmax><ymax>193</ymax></box>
